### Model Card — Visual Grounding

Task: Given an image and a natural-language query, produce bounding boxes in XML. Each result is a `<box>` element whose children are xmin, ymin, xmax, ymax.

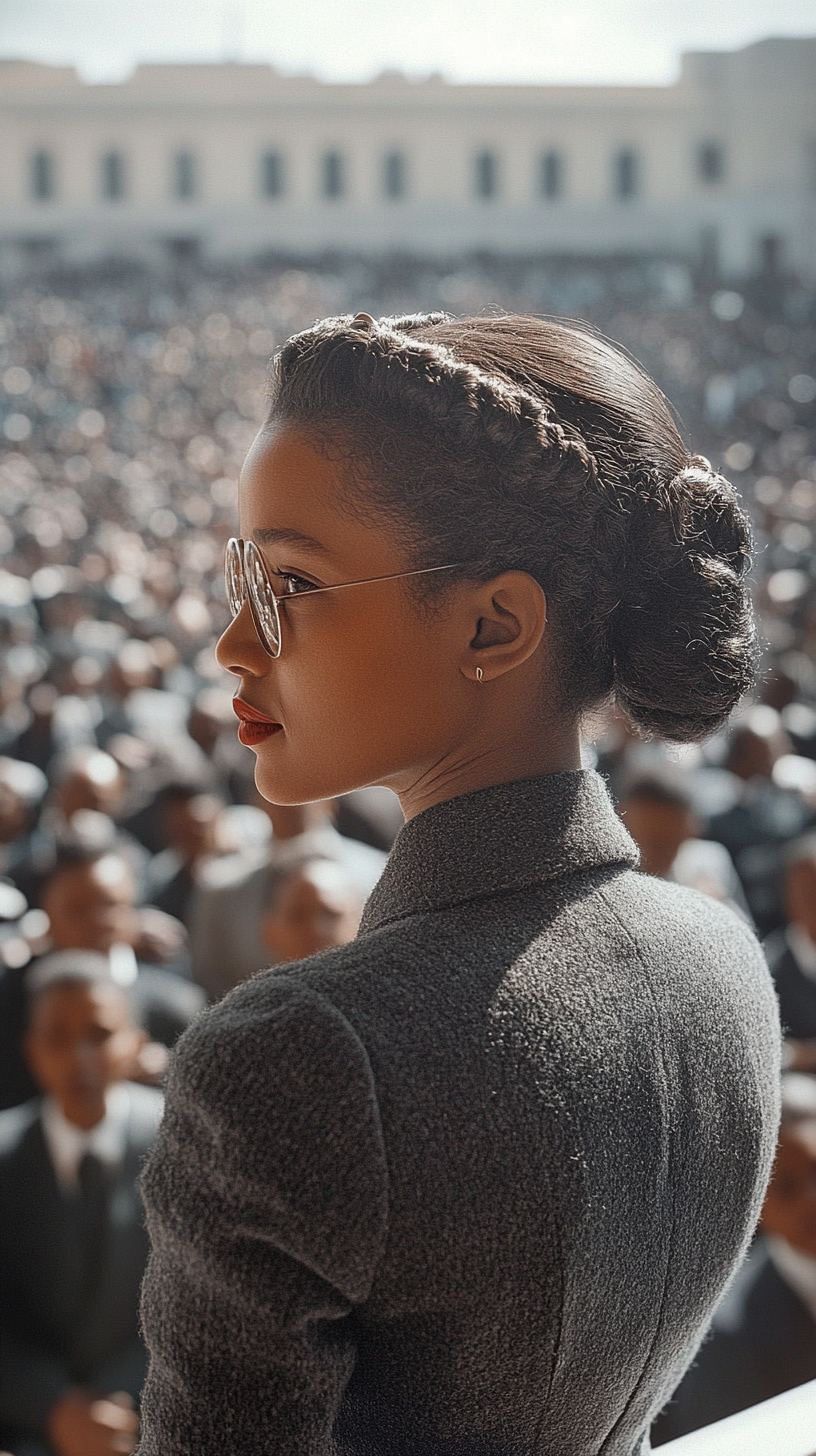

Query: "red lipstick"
<box><xmin>232</xmin><ymin>697</ymin><xmax>283</xmax><ymax>747</ymax></box>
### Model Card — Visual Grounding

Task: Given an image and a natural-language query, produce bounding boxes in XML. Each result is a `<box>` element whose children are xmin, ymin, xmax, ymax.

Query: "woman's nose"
<box><xmin>215</xmin><ymin>603</ymin><xmax>269</xmax><ymax>678</ymax></box>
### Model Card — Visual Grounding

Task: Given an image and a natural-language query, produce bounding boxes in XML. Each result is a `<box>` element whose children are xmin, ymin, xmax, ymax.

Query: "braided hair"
<box><xmin>266</xmin><ymin>311</ymin><xmax>757</xmax><ymax>743</ymax></box>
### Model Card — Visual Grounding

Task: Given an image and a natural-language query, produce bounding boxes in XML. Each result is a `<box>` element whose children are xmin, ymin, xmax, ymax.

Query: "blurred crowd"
<box><xmin>0</xmin><ymin>253</ymin><xmax>815</xmax><ymax>1452</ymax></box>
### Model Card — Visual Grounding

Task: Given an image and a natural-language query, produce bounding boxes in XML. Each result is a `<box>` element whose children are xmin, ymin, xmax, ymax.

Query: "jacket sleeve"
<box><xmin>137</xmin><ymin>975</ymin><xmax>389</xmax><ymax>1456</ymax></box>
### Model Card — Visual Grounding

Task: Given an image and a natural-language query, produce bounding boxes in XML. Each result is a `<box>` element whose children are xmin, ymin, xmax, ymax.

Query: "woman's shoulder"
<box><xmin>601</xmin><ymin>869</ymin><xmax>779</xmax><ymax>1036</ymax></box>
<box><xmin>610</xmin><ymin>867</ymin><xmax>762</xmax><ymax>953</ymax></box>
<box><xmin>153</xmin><ymin>966</ymin><xmax>390</xmax><ymax>1300</ymax></box>
<box><xmin>175</xmin><ymin>962</ymin><xmax>374</xmax><ymax>1084</ymax></box>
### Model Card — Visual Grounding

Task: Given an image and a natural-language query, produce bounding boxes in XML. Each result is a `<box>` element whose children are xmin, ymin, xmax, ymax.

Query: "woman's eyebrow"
<box><xmin>252</xmin><ymin>526</ymin><xmax>331</xmax><ymax>556</ymax></box>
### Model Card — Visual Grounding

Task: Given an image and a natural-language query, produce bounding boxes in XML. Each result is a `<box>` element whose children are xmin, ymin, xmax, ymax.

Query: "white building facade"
<box><xmin>0</xmin><ymin>36</ymin><xmax>815</xmax><ymax>278</ymax></box>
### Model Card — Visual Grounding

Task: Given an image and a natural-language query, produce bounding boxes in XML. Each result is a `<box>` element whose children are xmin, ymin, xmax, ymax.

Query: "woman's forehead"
<box><xmin>238</xmin><ymin>425</ymin><xmax>404</xmax><ymax>571</ymax></box>
<box><xmin>240</xmin><ymin>429</ymin><xmax>346</xmax><ymax>539</ymax></box>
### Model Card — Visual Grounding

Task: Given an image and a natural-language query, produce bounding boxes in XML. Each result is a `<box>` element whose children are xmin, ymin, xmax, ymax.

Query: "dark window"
<box><xmin>261</xmin><ymin>151</ymin><xmax>284</xmax><ymax>198</ymax></box>
<box><xmin>322</xmin><ymin>151</ymin><xmax>344</xmax><ymax>199</ymax></box>
<box><xmin>383</xmin><ymin>151</ymin><xmax>406</xmax><ymax>199</ymax></box>
<box><xmin>760</xmin><ymin>234</ymin><xmax>783</xmax><ymax>275</ymax></box>
<box><xmin>30</xmin><ymin>150</ymin><xmax>55</xmax><ymax>201</ymax></box>
<box><xmin>19</xmin><ymin>236</ymin><xmax>58</xmax><ymax>264</ymax></box>
<box><xmin>699</xmin><ymin>225</ymin><xmax>719</xmax><ymax>278</ymax></box>
<box><xmin>613</xmin><ymin>148</ymin><xmax>639</xmax><ymax>200</ymax></box>
<box><xmin>539</xmin><ymin>150</ymin><xmax>563</xmax><ymax>199</ymax></box>
<box><xmin>166</xmin><ymin>237</ymin><xmax>200</xmax><ymax>264</ymax></box>
<box><xmin>698</xmin><ymin>141</ymin><xmax>724</xmax><ymax>183</ymax></box>
<box><xmin>173</xmin><ymin>152</ymin><xmax>197</xmax><ymax>200</ymax></box>
<box><xmin>101</xmin><ymin>150</ymin><xmax>126</xmax><ymax>200</ymax></box>
<box><xmin>474</xmin><ymin>151</ymin><xmax>498</xmax><ymax>199</ymax></box>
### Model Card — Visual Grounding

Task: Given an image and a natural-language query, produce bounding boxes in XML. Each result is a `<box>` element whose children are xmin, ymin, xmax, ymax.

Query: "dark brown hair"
<box><xmin>267</xmin><ymin>312</ymin><xmax>757</xmax><ymax>743</ymax></box>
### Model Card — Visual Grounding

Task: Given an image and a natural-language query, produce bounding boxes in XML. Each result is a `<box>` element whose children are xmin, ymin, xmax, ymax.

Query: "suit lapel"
<box><xmin>13</xmin><ymin>1118</ymin><xmax>89</xmax><ymax>1341</ymax></box>
<box><xmin>70</xmin><ymin>1089</ymin><xmax>151</xmax><ymax>1376</ymax></box>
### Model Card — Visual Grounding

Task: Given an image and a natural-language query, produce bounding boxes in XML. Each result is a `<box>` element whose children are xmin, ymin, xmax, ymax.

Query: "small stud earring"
<box><xmin>475</xmin><ymin>667</ymin><xmax>484</xmax><ymax>682</ymax></box>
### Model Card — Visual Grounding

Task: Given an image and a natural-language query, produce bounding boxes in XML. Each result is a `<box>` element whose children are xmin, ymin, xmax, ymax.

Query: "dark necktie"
<box><xmin>77</xmin><ymin>1150</ymin><xmax>109</xmax><ymax>1309</ymax></box>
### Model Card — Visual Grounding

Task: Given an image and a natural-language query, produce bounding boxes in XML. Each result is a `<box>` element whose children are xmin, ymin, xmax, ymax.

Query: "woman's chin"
<box><xmin>253</xmin><ymin>750</ymin><xmax>368</xmax><ymax>809</ymax></box>
<box><xmin>253</xmin><ymin>755</ymin><xmax>325</xmax><ymax>808</ymax></box>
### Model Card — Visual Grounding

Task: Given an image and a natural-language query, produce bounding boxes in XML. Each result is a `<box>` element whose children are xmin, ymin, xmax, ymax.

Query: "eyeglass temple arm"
<box><xmin>269</xmin><ymin>561</ymin><xmax>462</xmax><ymax>598</ymax></box>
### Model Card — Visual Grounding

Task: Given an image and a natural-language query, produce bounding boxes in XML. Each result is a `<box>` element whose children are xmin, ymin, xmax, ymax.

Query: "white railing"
<box><xmin>659</xmin><ymin>1380</ymin><xmax>816</xmax><ymax>1455</ymax></box>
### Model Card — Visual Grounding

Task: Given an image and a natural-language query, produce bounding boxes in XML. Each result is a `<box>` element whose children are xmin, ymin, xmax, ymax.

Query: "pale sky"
<box><xmin>0</xmin><ymin>0</ymin><xmax>814</xmax><ymax>86</ymax></box>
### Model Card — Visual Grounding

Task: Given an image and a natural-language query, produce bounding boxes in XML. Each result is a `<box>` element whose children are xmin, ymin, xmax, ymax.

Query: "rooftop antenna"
<box><xmin>222</xmin><ymin>6</ymin><xmax>245</xmax><ymax>63</ymax></box>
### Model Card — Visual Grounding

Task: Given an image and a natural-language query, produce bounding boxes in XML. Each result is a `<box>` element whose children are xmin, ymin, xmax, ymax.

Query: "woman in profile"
<box><xmin>137</xmin><ymin>313</ymin><xmax>780</xmax><ymax>1456</ymax></box>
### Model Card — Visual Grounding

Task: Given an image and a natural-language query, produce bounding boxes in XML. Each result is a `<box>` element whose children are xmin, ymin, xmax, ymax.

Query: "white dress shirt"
<box><xmin>41</xmin><ymin>1084</ymin><xmax>131</xmax><ymax>1195</ymax></box>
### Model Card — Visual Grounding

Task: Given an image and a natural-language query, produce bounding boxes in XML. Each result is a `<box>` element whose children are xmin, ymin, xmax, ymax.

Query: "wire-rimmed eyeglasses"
<box><xmin>225</xmin><ymin>536</ymin><xmax>462</xmax><ymax>659</ymax></box>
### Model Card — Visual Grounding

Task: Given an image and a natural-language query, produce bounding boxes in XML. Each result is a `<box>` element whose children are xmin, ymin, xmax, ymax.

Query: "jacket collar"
<box><xmin>359</xmin><ymin>769</ymin><xmax>638</xmax><ymax>934</ymax></box>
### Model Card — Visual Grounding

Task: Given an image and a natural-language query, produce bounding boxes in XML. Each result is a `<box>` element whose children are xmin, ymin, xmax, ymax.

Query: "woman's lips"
<box><xmin>232</xmin><ymin>698</ymin><xmax>283</xmax><ymax>747</ymax></box>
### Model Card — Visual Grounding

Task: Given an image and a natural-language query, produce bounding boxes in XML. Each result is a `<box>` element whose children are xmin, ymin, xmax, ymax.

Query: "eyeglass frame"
<box><xmin>225</xmin><ymin>536</ymin><xmax>463</xmax><ymax>659</ymax></box>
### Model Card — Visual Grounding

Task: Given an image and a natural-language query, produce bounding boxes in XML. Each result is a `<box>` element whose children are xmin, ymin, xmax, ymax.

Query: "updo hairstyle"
<box><xmin>267</xmin><ymin>312</ymin><xmax>757</xmax><ymax>743</ymax></box>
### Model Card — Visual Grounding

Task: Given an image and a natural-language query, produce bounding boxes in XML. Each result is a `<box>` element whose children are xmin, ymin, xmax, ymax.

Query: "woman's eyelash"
<box><xmin>276</xmin><ymin>571</ymin><xmax>318</xmax><ymax>595</ymax></box>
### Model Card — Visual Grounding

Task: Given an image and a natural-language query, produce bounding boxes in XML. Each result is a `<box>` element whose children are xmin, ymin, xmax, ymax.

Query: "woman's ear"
<box><xmin>459</xmin><ymin>572</ymin><xmax>547</xmax><ymax>683</ymax></box>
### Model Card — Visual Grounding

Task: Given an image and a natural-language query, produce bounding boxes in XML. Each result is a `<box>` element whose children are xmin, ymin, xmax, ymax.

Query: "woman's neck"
<box><xmin>393</xmin><ymin>714</ymin><xmax>582</xmax><ymax>823</ymax></box>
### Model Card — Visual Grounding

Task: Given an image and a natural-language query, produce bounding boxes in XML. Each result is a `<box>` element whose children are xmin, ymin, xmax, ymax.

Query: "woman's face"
<box><xmin>216</xmin><ymin>425</ymin><xmax>479</xmax><ymax>807</ymax></box>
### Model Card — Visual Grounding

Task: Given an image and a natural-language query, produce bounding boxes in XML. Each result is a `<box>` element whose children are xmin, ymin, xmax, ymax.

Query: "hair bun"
<box><xmin>611</xmin><ymin>456</ymin><xmax>758</xmax><ymax>743</ymax></box>
<box><xmin>672</xmin><ymin>454</ymin><xmax>716</xmax><ymax>487</ymax></box>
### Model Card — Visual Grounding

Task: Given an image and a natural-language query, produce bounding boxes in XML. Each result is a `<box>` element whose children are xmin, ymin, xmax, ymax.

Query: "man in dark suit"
<box><xmin>765</xmin><ymin>833</ymin><xmax>816</xmax><ymax>1045</ymax></box>
<box><xmin>653</xmin><ymin>1072</ymin><xmax>816</xmax><ymax>1443</ymax></box>
<box><xmin>706</xmin><ymin>711</ymin><xmax>813</xmax><ymax>936</ymax></box>
<box><xmin>189</xmin><ymin>798</ymin><xmax>386</xmax><ymax>999</ymax></box>
<box><xmin>0</xmin><ymin>846</ymin><xmax>203</xmax><ymax>1112</ymax></box>
<box><xmin>261</xmin><ymin>858</ymin><xmax>366</xmax><ymax>964</ymax></box>
<box><xmin>145</xmin><ymin>784</ymin><xmax>224</xmax><ymax>929</ymax></box>
<box><xmin>9</xmin><ymin>748</ymin><xmax>150</xmax><ymax>912</ymax></box>
<box><xmin>0</xmin><ymin>956</ymin><xmax>163</xmax><ymax>1456</ymax></box>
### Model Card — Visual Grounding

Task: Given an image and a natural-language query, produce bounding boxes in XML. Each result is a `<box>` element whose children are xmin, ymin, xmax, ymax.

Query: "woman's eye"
<box><xmin>278</xmin><ymin>572</ymin><xmax>317</xmax><ymax>596</ymax></box>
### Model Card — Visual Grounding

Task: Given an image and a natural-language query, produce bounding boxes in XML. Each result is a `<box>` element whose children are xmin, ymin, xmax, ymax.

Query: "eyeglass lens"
<box><xmin>225</xmin><ymin>538</ymin><xmax>245</xmax><ymax>618</ymax></box>
<box><xmin>244</xmin><ymin>540</ymin><xmax>281</xmax><ymax>655</ymax></box>
<box><xmin>225</xmin><ymin>538</ymin><xmax>282</xmax><ymax>657</ymax></box>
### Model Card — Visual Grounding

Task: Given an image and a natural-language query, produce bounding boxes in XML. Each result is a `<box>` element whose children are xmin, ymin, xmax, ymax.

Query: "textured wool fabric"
<box><xmin>138</xmin><ymin>770</ymin><xmax>781</xmax><ymax>1456</ymax></box>
<box><xmin>651</xmin><ymin>1240</ymin><xmax>816</xmax><ymax>1444</ymax></box>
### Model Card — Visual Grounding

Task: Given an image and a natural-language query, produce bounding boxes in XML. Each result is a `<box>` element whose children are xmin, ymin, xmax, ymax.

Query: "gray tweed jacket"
<box><xmin>137</xmin><ymin>770</ymin><xmax>780</xmax><ymax>1456</ymax></box>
